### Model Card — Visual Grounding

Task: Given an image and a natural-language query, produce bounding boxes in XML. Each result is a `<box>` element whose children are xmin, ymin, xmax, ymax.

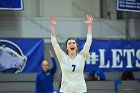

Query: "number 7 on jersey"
<box><xmin>72</xmin><ymin>65</ymin><xmax>76</xmax><ymax>72</ymax></box>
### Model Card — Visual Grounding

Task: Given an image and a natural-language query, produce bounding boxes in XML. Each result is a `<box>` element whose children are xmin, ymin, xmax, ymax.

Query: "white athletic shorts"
<box><xmin>60</xmin><ymin>81</ymin><xmax>87</xmax><ymax>93</ymax></box>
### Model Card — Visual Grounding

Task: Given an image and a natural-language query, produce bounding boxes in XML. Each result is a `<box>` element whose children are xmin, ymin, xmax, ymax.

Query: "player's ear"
<box><xmin>65</xmin><ymin>46</ymin><xmax>68</xmax><ymax>54</ymax></box>
<box><xmin>76</xmin><ymin>41</ymin><xmax>79</xmax><ymax>53</ymax></box>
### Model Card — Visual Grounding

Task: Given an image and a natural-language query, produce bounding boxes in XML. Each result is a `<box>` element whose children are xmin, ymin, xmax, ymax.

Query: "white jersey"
<box><xmin>51</xmin><ymin>34</ymin><xmax>92</xmax><ymax>93</ymax></box>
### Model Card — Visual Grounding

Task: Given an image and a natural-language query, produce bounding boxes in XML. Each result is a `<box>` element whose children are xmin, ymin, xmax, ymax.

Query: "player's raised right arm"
<box><xmin>50</xmin><ymin>16</ymin><xmax>65</xmax><ymax>63</ymax></box>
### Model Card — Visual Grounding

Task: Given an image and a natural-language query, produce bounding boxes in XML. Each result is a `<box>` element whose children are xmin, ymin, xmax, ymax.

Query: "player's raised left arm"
<box><xmin>81</xmin><ymin>14</ymin><xmax>93</xmax><ymax>57</ymax></box>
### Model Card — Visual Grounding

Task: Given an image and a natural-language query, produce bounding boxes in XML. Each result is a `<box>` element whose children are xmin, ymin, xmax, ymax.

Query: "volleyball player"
<box><xmin>50</xmin><ymin>14</ymin><xmax>93</xmax><ymax>93</ymax></box>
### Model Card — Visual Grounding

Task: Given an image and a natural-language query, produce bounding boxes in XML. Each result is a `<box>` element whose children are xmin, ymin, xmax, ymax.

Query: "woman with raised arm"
<box><xmin>50</xmin><ymin>15</ymin><xmax>93</xmax><ymax>93</ymax></box>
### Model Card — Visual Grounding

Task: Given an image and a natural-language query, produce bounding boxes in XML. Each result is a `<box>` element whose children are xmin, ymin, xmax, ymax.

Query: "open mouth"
<box><xmin>71</xmin><ymin>48</ymin><xmax>75</xmax><ymax>50</ymax></box>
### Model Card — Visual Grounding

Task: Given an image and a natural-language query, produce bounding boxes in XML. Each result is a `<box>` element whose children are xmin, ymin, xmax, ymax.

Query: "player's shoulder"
<box><xmin>78</xmin><ymin>51</ymin><xmax>89</xmax><ymax>59</ymax></box>
<box><xmin>76</xmin><ymin>53</ymin><xmax>83</xmax><ymax>58</ymax></box>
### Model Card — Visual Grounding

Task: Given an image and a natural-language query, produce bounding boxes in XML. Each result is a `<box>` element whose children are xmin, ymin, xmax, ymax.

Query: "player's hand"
<box><xmin>84</xmin><ymin>14</ymin><xmax>93</xmax><ymax>26</ymax></box>
<box><xmin>50</xmin><ymin>16</ymin><xmax>56</xmax><ymax>36</ymax></box>
<box><xmin>50</xmin><ymin>16</ymin><xmax>56</xmax><ymax>27</ymax></box>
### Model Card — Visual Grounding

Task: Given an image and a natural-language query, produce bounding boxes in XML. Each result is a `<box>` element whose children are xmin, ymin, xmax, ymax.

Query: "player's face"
<box><xmin>42</xmin><ymin>60</ymin><xmax>49</xmax><ymax>72</ymax></box>
<box><xmin>67</xmin><ymin>39</ymin><xmax>78</xmax><ymax>55</ymax></box>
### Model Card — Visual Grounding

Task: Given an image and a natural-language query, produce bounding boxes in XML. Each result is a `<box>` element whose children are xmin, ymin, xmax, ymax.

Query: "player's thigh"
<box><xmin>60</xmin><ymin>92</ymin><xmax>87</xmax><ymax>93</ymax></box>
<box><xmin>76</xmin><ymin>91</ymin><xmax>87</xmax><ymax>93</ymax></box>
<box><xmin>59</xmin><ymin>91</ymin><xmax>72</xmax><ymax>93</ymax></box>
